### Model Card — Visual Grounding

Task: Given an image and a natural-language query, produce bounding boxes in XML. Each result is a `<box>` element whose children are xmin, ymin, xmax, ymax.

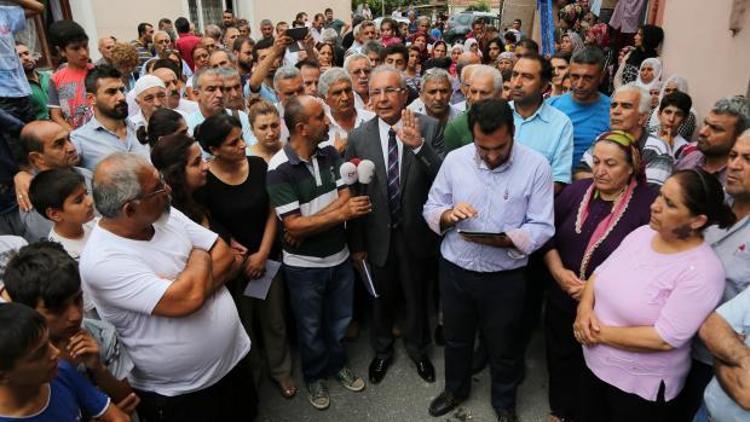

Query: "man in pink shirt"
<box><xmin>174</xmin><ymin>17</ymin><xmax>201</xmax><ymax>71</ymax></box>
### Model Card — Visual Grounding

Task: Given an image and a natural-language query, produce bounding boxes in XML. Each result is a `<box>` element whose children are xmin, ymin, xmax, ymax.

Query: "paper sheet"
<box><xmin>243</xmin><ymin>259</ymin><xmax>282</xmax><ymax>300</ymax></box>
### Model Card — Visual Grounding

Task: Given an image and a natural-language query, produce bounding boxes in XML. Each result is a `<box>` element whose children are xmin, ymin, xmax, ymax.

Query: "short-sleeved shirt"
<box><xmin>266</xmin><ymin>144</ymin><xmax>349</xmax><ymax>268</ymax></box>
<box><xmin>704</xmin><ymin>286</ymin><xmax>750</xmax><ymax>421</ymax></box>
<box><xmin>130</xmin><ymin>40</ymin><xmax>153</xmax><ymax>68</ymax></box>
<box><xmin>0</xmin><ymin>4</ymin><xmax>31</xmax><ymax>98</ymax></box>
<box><xmin>48</xmin><ymin>64</ymin><xmax>95</xmax><ymax>129</ymax></box>
<box><xmin>71</xmin><ymin>116</ymin><xmax>149</xmax><ymax>171</ymax></box>
<box><xmin>79</xmin><ymin>208</ymin><xmax>251</xmax><ymax>396</ymax></box>
<box><xmin>28</xmin><ymin>70</ymin><xmax>50</xmax><ymax>120</ymax></box>
<box><xmin>547</xmin><ymin>92</ymin><xmax>611</xmax><ymax>169</ymax></box>
<box><xmin>0</xmin><ymin>360</ymin><xmax>109</xmax><ymax>421</ymax></box>
<box><xmin>510</xmin><ymin>100</ymin><xmax>574</xmax><ymax>184</ymax></box>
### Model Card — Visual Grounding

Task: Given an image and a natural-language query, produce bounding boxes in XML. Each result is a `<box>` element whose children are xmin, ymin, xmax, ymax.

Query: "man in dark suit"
<box><xmin>345</xmin><ymin>65</ymin><xmax>444</xmax><ymax>384</ymax></box>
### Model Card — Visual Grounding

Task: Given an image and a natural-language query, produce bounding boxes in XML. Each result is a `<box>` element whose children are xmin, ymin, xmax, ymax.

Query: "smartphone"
<box><xmin>285</xmin><ymin>27</ymin><xmax>309</xmax><ymax>41</ymax></box>
<box><xmin>457</xmin><ymin>229</ymin><xmax>506</xmax><ymax>238</ymax></box>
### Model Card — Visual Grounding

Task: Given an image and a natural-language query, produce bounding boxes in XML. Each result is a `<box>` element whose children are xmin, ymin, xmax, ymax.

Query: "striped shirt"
<box><xmin>267</xmin><ymin>144</ymin><xmax>349</xmax><ymax>267</ymax></box>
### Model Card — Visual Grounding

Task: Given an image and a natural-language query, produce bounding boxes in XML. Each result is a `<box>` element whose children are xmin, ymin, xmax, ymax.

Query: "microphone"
<box><xmin>356</xmin><ymin>159</ymin><xmax>375</xmax><ymax>196</ymax></box>
<box><xmin>339</xmin><ymin>161</ymin><xmax>358</xmax><ymax>186</ymax></box>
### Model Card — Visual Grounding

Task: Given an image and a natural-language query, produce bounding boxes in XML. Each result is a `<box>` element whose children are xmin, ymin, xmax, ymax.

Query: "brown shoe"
<box><xmin>277</xmin><ymin>375</ymin><xmax>297</xmax><ymax>399</ymax></box>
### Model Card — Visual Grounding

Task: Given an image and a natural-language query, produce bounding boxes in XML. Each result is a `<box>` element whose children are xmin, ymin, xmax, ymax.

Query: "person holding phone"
<box><xmin>423</xmin><ymin>99</ymin><xmax>554</xmax><ymax>421</ymax></box>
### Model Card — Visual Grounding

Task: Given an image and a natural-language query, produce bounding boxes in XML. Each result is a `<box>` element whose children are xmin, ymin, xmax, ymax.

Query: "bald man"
<box><xmin>96</xmin><ymin>36</ymin><xmax>116</xmax><ymax>66</ymax></box>
<box><xmin>8</xmin><ymin>121</ymin><xmax>94</xmax><ymax>241</ymax></box>
<box><xmin>151</xmin><ymin>66</ymin><xmax>199</xmax><ymax>115</ymax></box>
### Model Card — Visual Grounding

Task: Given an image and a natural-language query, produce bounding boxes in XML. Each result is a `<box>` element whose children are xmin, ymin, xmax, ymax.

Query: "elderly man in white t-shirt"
<box><xmin>79</xmin><ymin>152</ymin><xmax>255</xmax><ymax>420</ymax></box>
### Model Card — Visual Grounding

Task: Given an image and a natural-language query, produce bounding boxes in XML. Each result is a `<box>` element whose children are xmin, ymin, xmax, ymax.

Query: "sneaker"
<box><xmin>306</xmin><ymin>380</ymin><xmax>330</xmax><ymax>410</ymax></box>
<box><xmin>335</xmin><ymin>367</ymin><xmax>366</xmax><ymax>392</ymax></box>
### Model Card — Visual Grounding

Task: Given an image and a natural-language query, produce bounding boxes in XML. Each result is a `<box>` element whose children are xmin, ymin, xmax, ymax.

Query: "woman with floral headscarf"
<box><xmin>448</xmin><ymin>44</ymin><xmax>465</xmax><ymax>77</ymax></box>
<box><xmin>647</xmin><ymin>74</ymin><xmax>698</xmax><ymax>140</ymax></box>
<box><xmin>543</xmin><ymin>131</ymin><xmax>656</xmax><ymax>422</ymax></box>
<box><xmin>560</xmin><ymin>30</ymin><xmax>585</xmax><ymax>56</ymax></box>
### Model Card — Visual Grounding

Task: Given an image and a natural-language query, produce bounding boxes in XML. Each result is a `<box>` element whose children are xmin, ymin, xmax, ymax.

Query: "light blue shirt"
<box><xmin>510</xmin><ymin>100</ymin><xmax>574</xmax><ymax>184</ymax></box>
<box><xmin>185</xmin><ymin>108</ymin><xmax>256</xmax><ymax>145</ymax></box>
<box><xmin>71</xmin><ymin>117</ymin><xmax>149</xmax><ymax>171</ymax></box>
<box><xmin>423</xmin><ymin>142</ymin><xmax>554</xmax><ymax>272</ymax></box>
<box><xmin>704</xmin><ymin>284</ymin><xmax>750</xmax><ymax>422</ymax></box>
<box><xmin>0</xmin><ymin>4</ymin><xmax>31</xmax><ymax>97</ymax></box>
<box><xmin>546</xmin><ymin>92</ymin><xmax>610</xmax><ymax>169</ymax></box>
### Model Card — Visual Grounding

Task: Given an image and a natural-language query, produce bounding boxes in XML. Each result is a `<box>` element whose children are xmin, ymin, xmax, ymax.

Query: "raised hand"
<box><xmin>397</xmin><ymin>108</ymin><xmax>423</xmax><ymax>149</ymax></box>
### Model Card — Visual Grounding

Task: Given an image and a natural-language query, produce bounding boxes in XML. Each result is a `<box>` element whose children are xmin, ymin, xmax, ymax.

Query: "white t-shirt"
<box><xmin>79</xmin><ymin>208</ymin><xmax>250</xmax><ymax>396</ymax></box>
<box><xmin>50</xmin><ymin>220</ymin><xmax>97</xmax><ymax>316</ymax></box>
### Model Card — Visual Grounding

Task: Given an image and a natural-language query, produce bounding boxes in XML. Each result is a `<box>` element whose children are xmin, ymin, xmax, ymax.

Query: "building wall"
<box><xmin>237</xmin><ymin>0</ymin><xmax>351</xmax><ymax>35</ymax></box>
<box><xmin>658</xmin><ymin>0</ymin><xmax>750</xmax><ymax>119</ymax></box>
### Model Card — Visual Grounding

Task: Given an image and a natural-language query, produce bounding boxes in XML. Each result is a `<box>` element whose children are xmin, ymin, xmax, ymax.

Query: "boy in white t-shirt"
<box><xmin>28</xmin><ymin>168</ymin><xmax>95</xmax><ymax>260</ymax></box>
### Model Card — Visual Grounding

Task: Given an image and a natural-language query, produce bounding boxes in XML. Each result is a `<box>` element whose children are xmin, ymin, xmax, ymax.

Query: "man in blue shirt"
<box><xmin>424</xmin><ymin>99</ymin><xmax>554</xmax><ymax>422</ymax></box>
<box><xmin>509</xmin><ymin>55</ymin><xmax>573</xmax><ymax>192</ymax></box>
<box><xmin>547</xmin><ymin>46</ymin><xmax>610</xmax><ymax>171</ymax></box>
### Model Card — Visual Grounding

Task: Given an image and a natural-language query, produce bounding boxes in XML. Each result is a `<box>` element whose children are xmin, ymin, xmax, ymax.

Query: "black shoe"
<box><xmin>414</xmin><ymin>357</ymin><xmax>435</xmax><ymax>383</ymax></box>
<box><xmin>428</xmin><ymin>391</ymin><xmax>464</xmax><ymax>417</ymax></box>
<box><xmin>368</xmin><ymin>356</ymin><xmax>391</xmax><ymax>384</ymax></box>
<box><xmin>434</xmin><ymin>324</ymin><xmax>445</xmax><ymax>346</ymax></box>
<box><xmin>495</xmin><ymin>408</ymin><xmax>518</xmax><ymax>422</ymax></box>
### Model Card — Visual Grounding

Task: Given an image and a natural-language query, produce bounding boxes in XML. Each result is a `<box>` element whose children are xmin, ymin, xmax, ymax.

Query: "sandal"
<box><xmin>277</xmin><ymin>376</ymin><xmax>297</xmax><ymax>399</ymax></box>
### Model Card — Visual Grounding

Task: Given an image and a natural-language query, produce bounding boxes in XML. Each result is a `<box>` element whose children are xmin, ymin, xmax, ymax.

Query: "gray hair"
<box><xmin>216</xmin><ymin>65</ymin><xmax>240</xmax><ymax>79</ymax></box>
<box><xmin>344</xmin><ymin>53</ymin><xmax>372</xmax><ymax>71</ymax></box>
<box><xmin>153</xmin><ymin>30</ymin><xmax>171</xmax><ymax>42</ymax></box>
<box><xmin>92</xmin><ymin>153</ymin><xmax>148</xmax><ymax>218</ymax></box>
<box><xmin>421</xmin><ymin>67</ymin><xmax>451</xmax><ymax>87</ymax></box>
<box><xmin>571</xmin><ymin>46</ymin><xmax>606</xmax><ymax>70</ymax></box>
<box><xmin>353</xmin><ymin>20</ymin><xmax>374</xmax><ymax>38</ymax></box>
<box><xmin>273</xmin><ymin>65</ymin><xmax>301</xmax><ymax>91</ymax></box>
<box><xmin>321</xmin><ymin>28</ymin><xmax>338</xmax><ymax>44</ymax></box>
<box><xmin>615</xmin><ymin>83</ymin><xmax>652</xmax><ymax>114</ymax></box>
<box><xmin>712</xmin><ymin>95</ymin><xmax>750</xmax><ymax>136</ymax></box>
<box><xmin>361</xmin><ymin>40</ymin><xmax>382</xmax><ymax>57</ymax></box>
<box><xmin>469</xmin><ymin>65</ymin><xmax>502</xmax><ymax>94</ymax></box>
<box><xmin>193</xmin><ymin>66</ymin><xmax>224</xmax><ymax>90</ymax></box>
<box><xmin>319</xmin><ymin>67</ymin><xmax>352</xmax><ymax>97</ymax></box>
<box><xmin>369</xmin><ymin>65</ymin><xmax>407</xmax><ymax>90</ymax></box>
<box><xmin>204</xmin><ymin>24</ymin><xmax>222</xmax><ymax>41</ymax></box>
<box><xmin>416</xmin><ymin>16</ymin><xmax>431</xmax><ymax>26</ymax></box>
<box><xmin>209</xmin><ymin>48</ymin><xmax>236</xmax><ymax>65</ymax></box>
<box><xmin>260</xmin><ymin>19</ymin><xmax>272</xmax><ymax>27</ymax></box>
<box><xmin>460</xmin><ymin>63</ymin><xmax>480</xmax><ymax>83</ymax></box>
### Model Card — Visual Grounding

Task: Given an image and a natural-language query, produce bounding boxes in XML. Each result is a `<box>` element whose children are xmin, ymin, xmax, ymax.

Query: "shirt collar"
<box><xmin>90</xmin><ymin>116</ymin><xmax>135</xmax><ymax>134</ymax></box>
<box><xmin>510</xmin><ymin>100</ymin><xmax>550</xmax><ymax>123</ymax></box>
<box><xmin>473</xmin><ymin>141</ymin><xmax>517</xmax><ymax>173</ymax></box>
<box><xmin>378</xmin><ymin>117</ymin><xmax>402</xmax><ymax>133</ymax></box>
<box><xmin>284</xmin><ymin>143</ymin><xmax>320</xmax><ymax>165</ymax></box>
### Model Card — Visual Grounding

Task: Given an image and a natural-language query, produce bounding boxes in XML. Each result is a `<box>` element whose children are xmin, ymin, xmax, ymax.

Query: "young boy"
<box><xmin>47</xmin><ymin>20</ymin><xmax>94</xmax><ymax>131</ymax></box>
<box><xmin>1</xmin><ymin>242</ymin><xmax>137</xmax><ymax>417</ymax></box>
<box><xmin>0</xmin><ymin>302</ymin><xmax>128</xmax><ymax>421</ymax></box>
<box><xmin>28</xmin><ymin>168</ymin><xmax>95</xmax><ymax>261</ymax></box>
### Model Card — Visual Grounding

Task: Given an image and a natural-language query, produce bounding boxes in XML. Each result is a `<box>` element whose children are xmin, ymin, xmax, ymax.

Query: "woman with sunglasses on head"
<box><xmin>574</xmin><ymin>169</ymin><xmax>735</xmax><ymax>421</ymax></box>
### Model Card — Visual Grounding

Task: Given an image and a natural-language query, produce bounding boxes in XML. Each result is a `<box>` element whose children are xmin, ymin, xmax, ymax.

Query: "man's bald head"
<box><xmin>458</xmin><ymin>52</ymin><xmax>481</xmax><ymax>67</ymax></box>
<box><xmin>19</xmin><ymin>121</ymin><xmax>78</xmax><ymax>170</ymax></box>
<box><xmin>93</xmin><ymin>153</ymin><xmax>152</xmax><ymax>218</ymax></box>
<box><xmin>284</xmin><ymin>95</ymin><xmax>328</xmax><ymax>142</ymax></box>
<box><xmin>98</xmin><ymin>36</ymin><xmax>116</xmax><ymax>62</ymax></box>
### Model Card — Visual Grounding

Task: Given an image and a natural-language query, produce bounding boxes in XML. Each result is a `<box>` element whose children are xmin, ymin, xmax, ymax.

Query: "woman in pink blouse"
<box><xmin>573</xmin><ymin>169</ymin><xmax>736</xmax><ymax>421</ymax></box>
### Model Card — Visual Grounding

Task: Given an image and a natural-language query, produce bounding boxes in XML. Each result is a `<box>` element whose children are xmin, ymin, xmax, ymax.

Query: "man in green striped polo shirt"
<box><xmin>266</xmin><ymin>95</ymin><xmax>372</xmax><ymax>411</ymax></box>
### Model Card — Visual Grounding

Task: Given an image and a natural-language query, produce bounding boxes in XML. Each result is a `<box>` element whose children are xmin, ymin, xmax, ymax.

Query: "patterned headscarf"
<box><xmin>586</xmin><ymin>23</ymin><xmax>610</xmax><ymax>48</ymax></box>
<box><xmin>595</xmin><ymin>130</ymin><xmax>643</xmax><ymax>181</ymax></box>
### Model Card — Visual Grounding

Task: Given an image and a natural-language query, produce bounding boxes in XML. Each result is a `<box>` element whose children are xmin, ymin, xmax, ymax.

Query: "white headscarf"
<box><xmin>635</xmin><ymin>57</ymin><xmax>663</xmax><ymax>92</ymax></box>
<box><xmin>464</xmin><ymin>38</ymin><xmax>481</xmax><ymax>57</ymax></box>
<box><xmin>648</xmin><ymin>74</ymin><xmax>694</xmax><ymax>131</ymax></box>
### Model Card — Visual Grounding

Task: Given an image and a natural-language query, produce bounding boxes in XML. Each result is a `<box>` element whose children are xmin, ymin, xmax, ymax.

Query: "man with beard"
<box><xmin>220</xmin><ymin>67</ymin><xmax>246</xmax><ymax>113</ymax></box>
<box><xmin>259</xmin><ymin>19</ymin><xmax>274</xmax><ymax>40</ymax></box>
<box><xmin>267</xmin><ymin>95</ymin><xmax>370</xmax><ymax>410</ymax></box>
<box><xmin>131</xmin><ymin>23</ymin><xmax>154</xmax><ymax>69</ymax></box>
<box><xmin>80</xmin><ymin>152</ymin><xmax>255</xmax><ymax>420</ymax></box>
<box><xmin>233</xmin><ymin>37</ymin><xmax>254</xmax><ymax>88</ymax></box>
<box><xmin>509</xmin><ymin>55</ymin><xmax>573</xmax><ymax>191</ymax></box>
<box><xmin>129</xmin><ymin>75</ymin><xmax>166</xmax><ymax>129</ymax></box>
<box><xmin>408</xmin><ymin>68</ymin><xmax>462</xmax><ymax>127</ymax></box>
<box><xmin>15</xmin><ymin>41</ymin><xmax>50</xmax><ymax>120</ymax></box>
<box><xmin>70</xmin><ymin>65</ymin><xmax>149</xmax><ymax>171</ymax></box>
<box><xmin>186</xmin><ymin>67</ymin><xmax>253</xmax><ymax>142</ymax></box>
<box><xmin>675</xmin><ymin>95</ymin><xmax>750</xmax><ymax>184</ymax></box>
<box><xmin>151</xmin><ymin>60</ymin><xmax>199</xmax><ymax>115</ymax></box>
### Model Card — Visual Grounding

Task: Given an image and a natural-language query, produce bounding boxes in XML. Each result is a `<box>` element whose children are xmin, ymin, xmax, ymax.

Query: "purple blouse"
<box><xmin>544</xmin><ymin>179</ymin><xmax>657</xmax><ymax>312</ymax></box>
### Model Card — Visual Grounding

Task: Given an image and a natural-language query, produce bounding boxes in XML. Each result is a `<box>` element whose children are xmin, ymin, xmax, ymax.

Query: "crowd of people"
<box><xmin>0</xmin><ymin>0</ymin><xmax>749</xmax><ymax>421</ymax></box>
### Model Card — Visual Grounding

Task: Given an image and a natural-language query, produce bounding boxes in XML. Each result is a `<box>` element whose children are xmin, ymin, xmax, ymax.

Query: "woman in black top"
<box><xmin>194</xmin><ymin>113</ymin><xmax>296</xmax><ymax>398</ymax></box>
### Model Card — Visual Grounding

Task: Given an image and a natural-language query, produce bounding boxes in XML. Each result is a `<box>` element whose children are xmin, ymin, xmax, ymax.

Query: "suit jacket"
<box><xmin>345</xmin><ymin>113</ymin><xmax>444</xmax><ymax>267</ymax></box>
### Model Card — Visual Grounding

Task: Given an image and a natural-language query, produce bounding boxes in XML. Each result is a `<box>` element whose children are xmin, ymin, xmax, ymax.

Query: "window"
<box><xmin>187</xmin><ymin>0</ymin><xmax>234</xmax><ymax>33</ymax></box>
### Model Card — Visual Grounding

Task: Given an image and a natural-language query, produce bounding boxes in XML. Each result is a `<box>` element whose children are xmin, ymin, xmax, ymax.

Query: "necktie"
<box><xmin>387</xmin><ymin>128</ymin><xmax>401</xmax><ymax>226</ymax></box>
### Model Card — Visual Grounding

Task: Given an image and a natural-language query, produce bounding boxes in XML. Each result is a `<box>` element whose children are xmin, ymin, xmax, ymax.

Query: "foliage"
<box><xmin>465</xmin><ymin>0</ymin><xmax>491</xmax><ymax>13</ymax></box>
<box><xmin>352</xmin><ymin>0</ymin><xmax>432</xmax><ymax>18</ymax></box>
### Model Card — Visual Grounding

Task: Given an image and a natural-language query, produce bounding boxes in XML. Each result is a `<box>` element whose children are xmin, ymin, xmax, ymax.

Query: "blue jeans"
<box><xmin>284</xmin><ymin>260</ymin><xmax>354</xmax><ymax>383</ymax></box>
<box><xmin>692</xmin><ymin>402</ymin><xmax>710</xmax><ymax>422</ymax></box>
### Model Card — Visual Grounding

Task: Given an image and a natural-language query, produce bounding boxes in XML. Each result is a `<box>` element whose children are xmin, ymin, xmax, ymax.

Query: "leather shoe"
<box><xmin>414</xmin><ymin>357</ymin><xmax>435</xmax><ymax>383</ymax></box>
<box><xmin>368</xmin><ymin>356</ymin><xmax>391</xmax><ymax>384</ymax></box>
<box><xmin>495</xmin><ymin>408</ymin><xmax>518</xmax><ymax>422</ymax></box>
<box><xmin>429</xmin><ymin>391</ymin><xmax>464</xmax><ymax>417</ymax></box>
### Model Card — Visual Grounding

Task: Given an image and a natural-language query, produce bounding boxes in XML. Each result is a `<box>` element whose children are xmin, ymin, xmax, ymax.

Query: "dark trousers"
<box><xmin>520</xmin><ymin>252</ymin><xmax>549</xmax><ymax>352</ymax></box>
<box><xmin>371</xmin><ymin>227</ymin><xmax>431</xmax><ymax>360</ymax></box>
<box><xmin>579</xmin><ymin>367</ymin><xmax>673</xmax><ymax>422</ymax></box>
<box><xmin>545</xmin><ymin>299</ymin><xmax>584</xmax><ymax>421</ymax></box>
<box><xmin>135</xmin><ymin>359</ymin><xmax>257</xmax><ymax>422</ymax></box>
<box><xmin>440</xmin><ymin>258</ymin><xmax>526</xmax><ymax>412</ymax></box>
<box><xmin>284</xmin><ymin>261</ymin><xmax>354</xmax><ymax>383</ymax></box>
<box><xmin>673</xmin><ymin>359</ymin><xmax>714</xmax><ymax>421</ymax></box>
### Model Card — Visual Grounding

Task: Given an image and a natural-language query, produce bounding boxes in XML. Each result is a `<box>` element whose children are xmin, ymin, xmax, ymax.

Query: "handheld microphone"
<box><xmin>356</xmin><ymin>159</ymin><xmax>375</xmax><ymax>196</ymax></box>
<box><xmin>339</xmin><ymin>161</ymin><xmax>358</xmax><ymax>186</ymax></box>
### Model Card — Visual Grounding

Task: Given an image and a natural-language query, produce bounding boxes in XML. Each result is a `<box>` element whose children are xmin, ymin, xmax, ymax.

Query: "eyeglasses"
<box><xmin>369</xmin><ymin>87</ymin><xmax>403</xmax><ymax>97</ymax></box>
<box><xmin>134</xmin><ymin>174</ymin><xmax>169</xmax><ymax>202</ymax></box>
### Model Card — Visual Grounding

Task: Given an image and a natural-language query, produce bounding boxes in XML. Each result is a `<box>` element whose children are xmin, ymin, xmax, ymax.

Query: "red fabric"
<box><xmin>176</xmin><ymin>33</ymin><xmax>202</xmax><ymax>70</ymax></box>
